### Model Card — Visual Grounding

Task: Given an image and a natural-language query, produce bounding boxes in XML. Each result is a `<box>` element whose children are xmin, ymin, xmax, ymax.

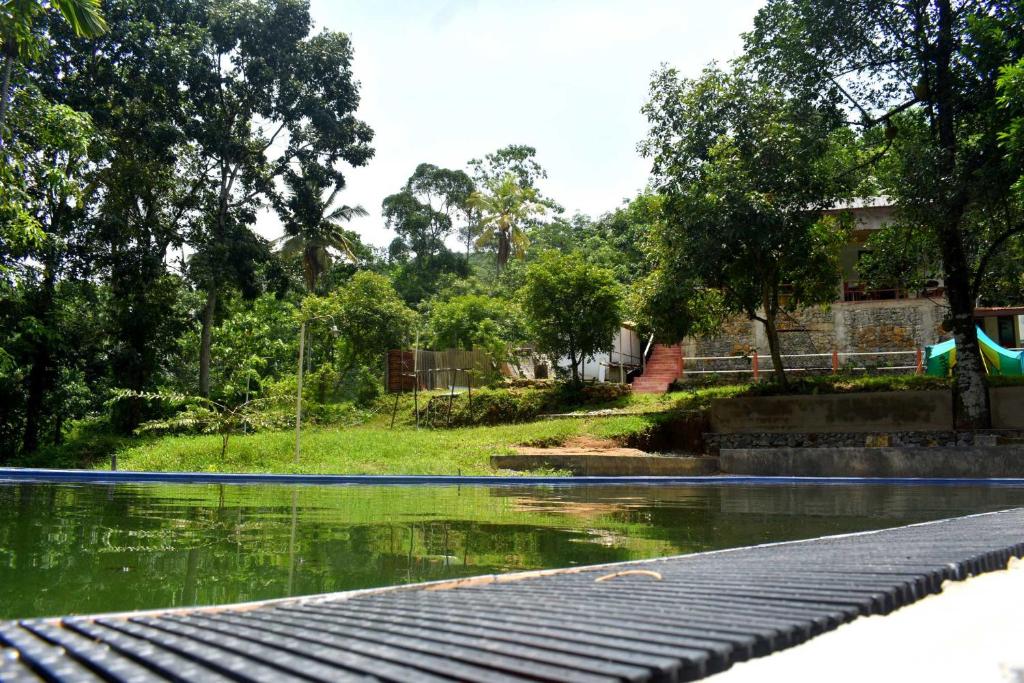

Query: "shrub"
<box><xmin>417</xmin><ymin>382</ymin><xmax>632</xmax><ymax>428</ymax></box>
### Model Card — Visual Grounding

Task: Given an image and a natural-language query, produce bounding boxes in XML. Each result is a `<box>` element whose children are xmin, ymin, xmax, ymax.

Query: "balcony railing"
<box><xmin>679</xmin><ymin>349</ymin><xmax>923</xmax><ymax>381</ymax></box>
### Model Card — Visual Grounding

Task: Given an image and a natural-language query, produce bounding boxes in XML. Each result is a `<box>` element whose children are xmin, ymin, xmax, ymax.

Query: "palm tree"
<box><xmin>1</xmin><ymin>0</ymin><xmax>107</xmax><ymax>145</ymax></box>
<box><xmin>467</xmin><ymin>173</ymin><xmax>546</xmax><ymax>272</ymax></box>
<box><xmin>275</xmin><ymin>168</ymin><xmax>367</xmax><ymax>458</ymax></box>
<box><xmin>276</xmin><ymin>173</ymin><xmax>368</xmax><ymax>293</ymax></box>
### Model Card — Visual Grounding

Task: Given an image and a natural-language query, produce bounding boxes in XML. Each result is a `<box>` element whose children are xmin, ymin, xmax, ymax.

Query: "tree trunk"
<box><xmin>199</xmin><ymin>287</ymin><xmax>217</xmax><ymax>397</ymax></box>
<box><xmin>21</xmin><ymin>263</ymin><xmax>56</xmax><ymax>454</ymax></box>
<box><xmin>931</xmin><ymin>0</ymin><xmax>990</xmax><ymax>428</ymax></box>
<box><xmin>0</xmin><ymin>50</ymin><xmax>15</xmax><ymax>149</ymax></box>
<box><xmin>569</xmin><ymin>350</ymin><xmax>580</xmax><ymax>385</ymax></box>
<box><xmin>940</xmin><ymin>204</ymin><xmax>991</xmax><ymax>427</ymax></box>
<box><xmin>21</xmin><ymin>341</ymin><xmax>51</xmax><ymax>454</ymax></box>
<box><xmin>760</xmin><ymin>282</ymin><xmax>788</xmax><ymax>388</ymax></box>
<box><xmin>496</xmin><ymin>231</ymin><xmax>510</xmax><ymax>273</ymax></box>
<box><xmin>762</xmin><ymin>312</ymin><xmax>788</xmax><ymax>388</ymax></box>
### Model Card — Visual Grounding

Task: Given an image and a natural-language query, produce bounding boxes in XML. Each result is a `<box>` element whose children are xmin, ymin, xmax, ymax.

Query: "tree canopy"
<box><xmin>744</xmin><ymin>0</ymin><xmax>1024</xmax><ymax>421</ymax></box>
<box><xmin>519</xmin><ymin>251</ymin><xmax>622</xmax><ymax>385</ymax></box>
<box><xmin>639</xmin><ymin>64</ymin><xmax>857</xmax><ymax>385</ymax></box>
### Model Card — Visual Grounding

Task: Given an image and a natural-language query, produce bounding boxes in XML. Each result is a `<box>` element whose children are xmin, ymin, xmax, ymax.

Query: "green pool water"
<box><xmin>1</xmin><ymin>481</ymin><xmax>1022</xmax><ymax>619</ymax></box>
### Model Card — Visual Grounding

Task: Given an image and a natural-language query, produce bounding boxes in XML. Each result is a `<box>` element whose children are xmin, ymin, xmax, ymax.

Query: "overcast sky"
<box><xmin>257</xmin><ymin>0</ymin><xmax>765</xmax><ymax>247</ymax></box>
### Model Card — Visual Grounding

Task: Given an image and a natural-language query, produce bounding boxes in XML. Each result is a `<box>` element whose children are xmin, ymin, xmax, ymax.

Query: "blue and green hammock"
<box><xmin>924</xmin><ymin>326</ymin><xmax>1024</xmax><ymax>376</ymax></box>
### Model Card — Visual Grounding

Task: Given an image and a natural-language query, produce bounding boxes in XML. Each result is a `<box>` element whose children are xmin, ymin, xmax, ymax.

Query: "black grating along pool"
<box><xmin>2</xmin><ymin>478</ymin><xmax>1024</xmax><ymax>620</ymax></box>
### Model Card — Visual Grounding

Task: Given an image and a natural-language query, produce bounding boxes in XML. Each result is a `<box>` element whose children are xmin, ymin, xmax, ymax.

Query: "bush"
<box><xmin>303</xmin><ymin>401</ymin><xmax>370</xmax><ymax>426</ymax></box>
<box><xmin>417</xmin><ymin>382</ymin><xmax>632</xmax><ymax>428</ymax></box>
<box><xmin>742</xmin><ymin>374</ymin><xmax>951</xmax><ymax>396</ymax></box>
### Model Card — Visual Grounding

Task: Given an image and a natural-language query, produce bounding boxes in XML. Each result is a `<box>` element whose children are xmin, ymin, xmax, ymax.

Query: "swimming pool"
<box><xmin>2</xmin><ymin>479</ymin><xmax>1023</xmax><ymax>619</ymax></box>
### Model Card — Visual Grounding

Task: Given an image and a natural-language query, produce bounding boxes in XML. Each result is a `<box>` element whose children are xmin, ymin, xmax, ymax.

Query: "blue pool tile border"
<box><xmin>3</xmin><ymin>467</ymin><xmax>1024</xmax><ymax>486</ymax></box>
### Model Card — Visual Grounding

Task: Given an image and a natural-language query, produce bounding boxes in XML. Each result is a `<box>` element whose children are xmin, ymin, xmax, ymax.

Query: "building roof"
<box><xmin>824</xmin><ymin>196</ymin><xmax>894</xmax><ymax>212</ymax></box>
<box><xmin>974</xmin><ymin>307</ymin><xmax>1024</xmax><ymax>317</ymax></box>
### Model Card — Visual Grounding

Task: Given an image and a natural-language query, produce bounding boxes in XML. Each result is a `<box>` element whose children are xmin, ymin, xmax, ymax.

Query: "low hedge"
<box><xmin>417</xmin><ymin>382</ymin><xmax>632</xmax><ymax>428</ymax></box>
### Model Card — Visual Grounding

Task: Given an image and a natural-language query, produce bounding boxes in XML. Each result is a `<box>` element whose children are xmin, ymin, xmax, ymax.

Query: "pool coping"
<box><xmin>4</xmin><ymin>467</ymin><xmax>1024</xmax><ymax>486</ymax></box>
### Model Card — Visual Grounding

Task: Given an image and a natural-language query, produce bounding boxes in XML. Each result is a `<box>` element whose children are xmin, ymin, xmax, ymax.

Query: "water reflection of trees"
<box><xmin>1</xmin><ymin>482</ymin><xmax>1021</xmax><ymax>619</ymax></box>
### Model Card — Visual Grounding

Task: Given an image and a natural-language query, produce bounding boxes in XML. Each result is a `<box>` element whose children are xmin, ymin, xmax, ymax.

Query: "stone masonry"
<box><xmin>682</xmin><ymin>298</ymin><xmax>944</xmax><ymax>374</ymax></box>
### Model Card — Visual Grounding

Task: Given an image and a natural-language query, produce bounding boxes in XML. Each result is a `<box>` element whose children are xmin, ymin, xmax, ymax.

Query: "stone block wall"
<box><xmin>709</xmin><ymin>391</ymin><xmax>954</xmax><ymax>434</ymax></box>
<box><xmin>682</xmin><ymin>298</ymin><xmax>944</xmax><ymax>374</ymax></box>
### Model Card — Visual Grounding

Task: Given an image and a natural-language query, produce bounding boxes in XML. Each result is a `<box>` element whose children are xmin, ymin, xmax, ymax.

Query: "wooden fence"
<box><xmin>385</xmin><ymin>348</ymin><xmax>494</xmax><ymax>393</ymax></box>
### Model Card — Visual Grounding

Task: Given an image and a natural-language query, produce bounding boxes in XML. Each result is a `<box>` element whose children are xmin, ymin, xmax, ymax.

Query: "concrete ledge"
<box><xmin>721</xmin><ymin>446</ymin><xmax>1024</xmax><ymax>478</ymax></box>
<box><xmin>491</xmin><ymin>453</ymin><xmax>720</xmax><ymax>476</ymax></box>
<box><xmin>992</xmin><ymin>386</ymin><xmax>1024</xmax><ymax>429</ymax></box>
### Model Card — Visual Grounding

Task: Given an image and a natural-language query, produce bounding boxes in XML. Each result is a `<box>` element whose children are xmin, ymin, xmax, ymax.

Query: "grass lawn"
<box><xmin>104</xmin><ymin>413</ymin><xmax>660</xmax><ymax>476</ymax></box>
<box><xmin>25</xmin><ymin>372</ymin><xmax>979</xmax><ymax>476</ymax></box>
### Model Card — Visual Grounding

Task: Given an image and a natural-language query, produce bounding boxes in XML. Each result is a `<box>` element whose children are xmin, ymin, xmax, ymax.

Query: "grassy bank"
<box><xmin>102</xmin><ymin>413</ymin><xmax>659</xmax><ymax>476</ymax></box>
<box><xmin>19</xmin><ymin>373</ymin><xmax>998</xmax><ymax>476</ymax></box>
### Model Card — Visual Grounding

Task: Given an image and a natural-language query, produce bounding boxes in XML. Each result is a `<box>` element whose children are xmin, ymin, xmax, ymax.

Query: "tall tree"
<box><xmin>639</xmin><ymin>65</ymin><xmax>856</xmax><ymax>386</ymax></box>
<box><xmin>0</xmin><ymin>86</ymin><xmax>96</xmax><ymax>454</ymax></box>
<box><xmin>35</xmin><ymin>0</ymin><xmax>210</xmax><ymax>431</ymax></box>
<box><xmin>183</xmin><ymin>0</ymin><xmax>373</xmax><ymax>397</ymax></box>
<box><xmin>467</xmin><ymin>173</ymin><xmax>547</xmax><ymax>272</ymax></box>
<box><xmin>468</xmin><ymin>144</ymin><xmax>549</xmax><ymax>195</ymax></box>
<box><xmin>466</xmin><ymin>144</ymin><xmax>559</xmax><ymax>254</ymax></box>
<box><xmin>382</xmin><ymin>163</ymin><xmax>472</xmax><ymax>303</ymax></box>
<box><xmin>745</xmin><ymin>0</ymin><xmax>1024</xmax><ymax>423</ymax></box>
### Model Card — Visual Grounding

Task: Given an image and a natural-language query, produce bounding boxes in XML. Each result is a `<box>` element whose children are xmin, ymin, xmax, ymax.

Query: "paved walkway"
<box><xmin>711</xmin><ymin>557</ymin><xmax>1024</xmax><ymax>682</ymax></box>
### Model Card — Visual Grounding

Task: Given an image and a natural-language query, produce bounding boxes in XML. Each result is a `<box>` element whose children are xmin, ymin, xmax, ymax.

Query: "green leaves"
<box><xmin>639</xmin><ymin>61</ymin><xmax>856</xmax><ymax>384</ymax></box>
<box><xmin>108</xmin><ymin>387</ymin><xmax>290</xmax><ymax>458</ymax></box>
<box><xmin>468</xmin><ymin>173</ymin><xmax>547</xmax><ymax>270</ymax></box>
<box><xmin>51</xmin><ymin>0</ymin><xmax>107</xmax><ymax>37</ymax></box>
<box><xmin>426</xmin><ymin>293</ymin><xmax>524</xmax><ymax>362</ymax></box>
<box><xmin>519</xmin><ymin>251</ymin><xmax>622</xmax><ymax>384</ymax></box>
<box><xmin>275</xmin><ymin>158</ymin><xmax>368</xmax><ymax>293</ymax></box>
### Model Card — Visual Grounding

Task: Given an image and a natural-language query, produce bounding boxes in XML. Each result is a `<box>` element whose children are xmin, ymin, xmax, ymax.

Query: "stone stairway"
<box><xmin>631</xmin><ymin>343</ymin><xmax>682</xmax><ymax>393</ymax></box>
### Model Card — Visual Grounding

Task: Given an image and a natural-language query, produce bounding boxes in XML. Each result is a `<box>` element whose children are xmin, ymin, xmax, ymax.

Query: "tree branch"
<box><xmin>972</xmin><ymin>222</ymin><xmax>1024</xmax><ymax>300</ymax></box>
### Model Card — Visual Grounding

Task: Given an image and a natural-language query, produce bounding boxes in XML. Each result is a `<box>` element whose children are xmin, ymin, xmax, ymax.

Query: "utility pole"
<box><xmin>294</xmin><ymin>319</ymin><xmax>306</xmax><ymax>463</ymax></box>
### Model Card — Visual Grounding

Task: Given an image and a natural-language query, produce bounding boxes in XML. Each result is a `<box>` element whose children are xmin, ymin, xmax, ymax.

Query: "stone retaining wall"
<box><xmin>710</xmin><ymin>391</ymin><xmax>953</xmax><ymax>434</ymax></box>
<box><xmin>705</xmin><ymin>430</ymin><xmax>980</xmax><ymax>453</ymax></box>
<box><xmin>720</xmin><ymin>446</ymin><xmax>1024</xmax><ymax>477</ymax></box>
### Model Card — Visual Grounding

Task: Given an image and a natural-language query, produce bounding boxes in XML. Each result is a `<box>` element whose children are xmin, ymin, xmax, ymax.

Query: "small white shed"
<box><xmin>557</xmin><ymin>324</ymin><xmax>645</xmax><ymax>383</ymax></box>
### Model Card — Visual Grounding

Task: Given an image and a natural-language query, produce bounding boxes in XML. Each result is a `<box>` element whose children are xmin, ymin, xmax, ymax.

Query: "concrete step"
<box><xmin>633</xmin><ymin>385</ymin><xmax>670</xmax><ymax>394</ymax></box>
<box><xmin>494</xmin><ymin>451</ymin><xmax>719</xmax><ymax>476</ymax></box>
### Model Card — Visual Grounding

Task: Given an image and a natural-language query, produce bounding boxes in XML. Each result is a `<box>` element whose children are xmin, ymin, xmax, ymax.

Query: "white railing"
<box><xmin>678</xmin><ymin>349</ymin><xmax>924</xmax><ymax>380</ymax></box>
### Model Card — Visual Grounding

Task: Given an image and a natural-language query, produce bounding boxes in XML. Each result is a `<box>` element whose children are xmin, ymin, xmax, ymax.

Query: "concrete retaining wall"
<box><xmin>992</xmin><ymin>386</ymin><xmax>1024</xmax><ymax>430</ymax></box>
<box><xmin>720</xmin><ymin>446</ymin><xmax>1024</xmax><ymax>478</ymax></box>
<box><xmin>491</xmin><ymin>454</ymin><xmax>720</xmax><ymax>476</ymax></box>
<box><xmin>710</xmin><ymin>391</ymin><xmax>953</xmax><ymax>434</ymax></box>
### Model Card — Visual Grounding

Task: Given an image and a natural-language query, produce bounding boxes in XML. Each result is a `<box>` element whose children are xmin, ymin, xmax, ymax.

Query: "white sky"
<box><xmin>257</xmin><ymin>0</ymin><xmax>765</xmax><ymax>247</ymax></box>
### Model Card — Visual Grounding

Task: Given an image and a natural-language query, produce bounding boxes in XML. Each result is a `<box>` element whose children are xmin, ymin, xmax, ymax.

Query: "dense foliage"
<box><xmin>743</xmin><ymin>0</ymin><xmax>1024</xmax><ymax>424</ymax></box>
<box><xmin>4</xmin><ymin>0</ymin><xmax>1024</xmax><ymax>465</ymax></box>
<box><xmin>639</xmin><ymin>64</ymin><xmax>859</xmax><ymax>385</ymax></box>
<box><xmin>520</xmin><ymin>252</ymin><xmax>623</xmax><ymax>385</ymax></box>
<box><xmin>0</xmin><ymin>0</ymin><xmax>657</xmax><ymax>463</ymax></box>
